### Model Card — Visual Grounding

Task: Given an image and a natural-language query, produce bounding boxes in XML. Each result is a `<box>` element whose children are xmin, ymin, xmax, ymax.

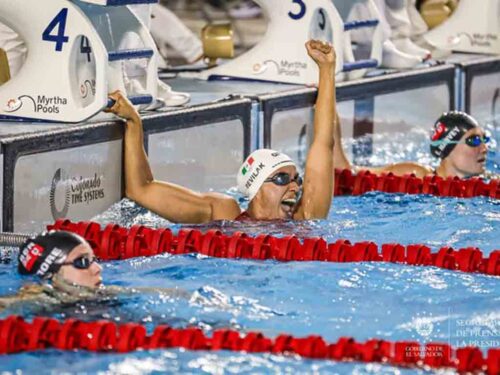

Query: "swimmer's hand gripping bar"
<box><xmin>106</xmin><ymin>94</ymin><xmax>154</xmax><ymax>109</ymax></box>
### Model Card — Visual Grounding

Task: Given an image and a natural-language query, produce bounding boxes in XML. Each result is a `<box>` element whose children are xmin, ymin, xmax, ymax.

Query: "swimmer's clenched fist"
<box><xmin>305</xmin><ymin>40</ymin><xmax>336</xmax><ymax>68</ymax></box>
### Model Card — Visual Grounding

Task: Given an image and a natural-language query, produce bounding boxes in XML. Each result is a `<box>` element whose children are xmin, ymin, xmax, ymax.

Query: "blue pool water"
<box><xmin>0</xmin><ymin>132</ymin><xmax>498</xmax><ymax>373</ymax></box>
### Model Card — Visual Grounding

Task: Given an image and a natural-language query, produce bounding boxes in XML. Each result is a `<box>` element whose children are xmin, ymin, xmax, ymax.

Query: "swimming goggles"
<box><xmin>62</xmin><ymin>256</ymin><xmax>98</xmax><ymax>270</ymax></box>
<box><xmin>265</xmin><ymin>172</ymin><xmax>303</xmax><ymax>186</ymax></box>
<box><xmin>431</xmin><ymin>135</ymin><xmax>490</xmax><ymax>147</ymax></box>
<box><xmin>462</xmin><ymin>135</ymin><xmax>490</xmax><ymax>147</ymax></box>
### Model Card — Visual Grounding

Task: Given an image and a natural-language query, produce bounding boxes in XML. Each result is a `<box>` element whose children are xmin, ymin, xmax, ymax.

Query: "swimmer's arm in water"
<box><xmin>361</xmin><ymin>162</ymin><xmax>433</xmax><ymax>178</ymax></box>
<box><xmin>0</xmin><ymin>284</ymin><xmax>45</xmax><ymax>310</ymax></box>
<box><xmin>333</xmin><ymin>112</ymin><xmax>352</xmax><ymax>171</ymax></box>
<box><xmin>107</xmin><ymin>92</ymin><xmax>241</xmax><ymax>224</ymax></box>
<box><xmin>99</xmin><ymin>284</ymin><xmax>190</xmax><ymax>300</ymax></box>
<box><xmin>0</xmin><ymin>295</ymin><xmax>17</xmax><ymax>310</ymax></box>
<box><xmin>126</xmin><ymin>286</ymin><xmax>191</xmax><ymax>299</ymax></box>
<box><xmin>332</xmin><ymin>115</ymin><xmax>433</xmax><ymax>179</ymax></box>
<box><xmin>294</xmin><ymin>40</ymin><xmax>335</xmax><ymax>220</ymax></box>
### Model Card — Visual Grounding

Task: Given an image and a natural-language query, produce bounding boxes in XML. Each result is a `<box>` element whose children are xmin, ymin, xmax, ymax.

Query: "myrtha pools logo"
<box><xmin>5</xmin><ymin>95</ymin><xmax>68</xmax><ymax>114</ymax></box>
<box><xmin>252</xmin><ymin>60</ymin><xmax>307</xmax><ymax>77</ymax></box>
<box><xmin>5</xmin><ymin>98</ymin><xmax>24</xmax><ymax>112</ymax></box>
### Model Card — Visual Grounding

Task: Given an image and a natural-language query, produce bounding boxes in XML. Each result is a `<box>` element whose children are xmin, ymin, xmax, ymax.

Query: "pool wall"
<box><xmin>0</xmin><ymin>55</ymin><xmax>498</xmax><ymax>233</ymax></box>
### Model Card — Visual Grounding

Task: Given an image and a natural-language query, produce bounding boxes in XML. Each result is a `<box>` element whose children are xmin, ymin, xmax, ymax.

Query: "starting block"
<box><xmin>424</xmin><ymin>0</ymin><xmax>500</xmax><ymax>55</ymax></box>
<box><xmin>0</xmin><ymin>48</ymin><xmax>9</xmax><ymax>85</ymax></box>
<box><xmin>0</xmin><ymin>0</ymin><xmax>158</xmax><ymax>123</ymax></box>
<box><xmin>195</xmin><ymin>0</ymin><xmax>383</xmax><ymax>84</ymax></box>
<box><xmin>333</xmin><ymin>0</ymin><xmax>384</xmax><ymax>80</ymax></box>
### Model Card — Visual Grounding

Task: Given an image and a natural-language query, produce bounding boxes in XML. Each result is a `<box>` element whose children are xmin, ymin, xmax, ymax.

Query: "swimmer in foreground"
<box><xmin>109</xmin><ymin>40</ymin><xmax>336</xmax><ymax>223</ymax></box>
<box><xmin>333</xmin><ymin>111</ymin><xmax>491</xmax><ymax>179</ymax></box>
<box><xmin>0</xmin><ymin>231</ymin><xmax>103</xmax><ymax>308</ymax></box>
<box><xmin>0</xmin><ymin>231</ymin><xmax>187</xmax><ymax>310</ymax></box>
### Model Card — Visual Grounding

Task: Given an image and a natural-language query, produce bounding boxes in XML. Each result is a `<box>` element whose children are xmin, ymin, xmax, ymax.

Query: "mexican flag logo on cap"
<box><xmin>241</xmin><ymin>157</ymin><xmax>254</xmax><ymax>176</ymax></box>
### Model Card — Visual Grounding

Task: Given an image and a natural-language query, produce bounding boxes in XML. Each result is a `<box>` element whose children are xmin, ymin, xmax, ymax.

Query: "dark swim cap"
<box><xmin>430</xmin><ymin>111</ymin><xmax>479</xmax><ymax>159</ymax></box>
<box><xmin>18</xmin><ymin>231</ymin><xmax>87</xmax><ymax>279</ymax></box>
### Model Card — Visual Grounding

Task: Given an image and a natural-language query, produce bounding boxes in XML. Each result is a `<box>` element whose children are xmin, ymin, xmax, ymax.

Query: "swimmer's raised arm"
<box><xmin>107</xmin><ymin>91</ymin><xmax>241</xmax><ymax>223</ymax></box>
<box><xmin>294</xmin><ymin>40</ymin><xmax>336</xmax><ymax>220</ymax></box>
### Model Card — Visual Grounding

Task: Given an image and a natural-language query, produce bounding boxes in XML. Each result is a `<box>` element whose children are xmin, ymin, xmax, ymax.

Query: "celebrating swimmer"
<box><xmin>108</xmin><ymin>40</ymin><xmax>336</xmax><ymax>223</ymax></box>
<box><xmin>333</xmin><ymin>111</ymin><xmax>491</xmax><ymax>179</ymax></box>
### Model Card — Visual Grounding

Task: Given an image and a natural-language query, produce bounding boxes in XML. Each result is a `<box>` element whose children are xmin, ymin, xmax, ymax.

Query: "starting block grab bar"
<box><xmin>107</xmin><ymin>94</ymin><xmax>152</xmax><ymax>108</ymax></box>
<box><xmin>0</xmin><ymin>0</ymin><xmax>160</xmax><ymax>123</ymax></box>
<box><xmin>83</xmin><ymin>0</ymin><xmax>157</xmax><ymax>5</ymax></box>
<box><xmin>342</xmin><ymin>59</ymin><xmax>378</xmax><ymax>72</ymax></box>
<box><xmin>344</xmin><ymin>19</ymin><xmax>379</xmax><ymax>32</ymax></box>
<box><xmin>195</xmin><ymin>0</ymin><xmax>384</xmax><ymax>84</ymax></box>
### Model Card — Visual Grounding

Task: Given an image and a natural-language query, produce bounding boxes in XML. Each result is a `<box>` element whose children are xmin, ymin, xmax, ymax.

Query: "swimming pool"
<box><xmin>0</xmin><ymin>129</ymin><xmax>498</xmax><ymax>374</ymax></box>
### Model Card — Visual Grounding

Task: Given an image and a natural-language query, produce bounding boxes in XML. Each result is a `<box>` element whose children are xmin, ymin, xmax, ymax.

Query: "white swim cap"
<box><xmin>237</xmin><ymin>149</ymin><xmax>296</xmax><ymax>201</ymax></box>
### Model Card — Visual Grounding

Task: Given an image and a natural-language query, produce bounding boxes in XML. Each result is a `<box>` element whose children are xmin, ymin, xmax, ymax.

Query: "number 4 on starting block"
<box><xmin>0</xmin><ymin>0</ymin><xmax>158</xmax><ymax>123</ymax></box>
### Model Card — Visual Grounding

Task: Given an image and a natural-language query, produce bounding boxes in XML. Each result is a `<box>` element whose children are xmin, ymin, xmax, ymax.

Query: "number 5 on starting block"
<box><xmin>194</xmin><ymin>0</ymin><xmax>382</xmax><ymax>84</ymax></box>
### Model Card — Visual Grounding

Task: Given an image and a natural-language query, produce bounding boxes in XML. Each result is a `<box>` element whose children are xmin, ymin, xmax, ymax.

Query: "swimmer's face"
<box><xmin>57</xmin><ymin>243</ymin><xmax>102</xmax><ymax>289</ymax></box>
<box><xmin>252</xmin><ymin>166</ymin><xmax>301</xmax><ymax>220</ymax></box>
<box><xmin>446</xmin><ymin>127</ymin><xmax>488</xmax><ymax>177</ymax></box>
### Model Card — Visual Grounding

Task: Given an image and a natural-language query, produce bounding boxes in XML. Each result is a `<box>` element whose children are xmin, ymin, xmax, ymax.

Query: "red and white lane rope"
<box><xmin>334</xmin><ymin>169</ymin><xmax>499</xmax><ymax>199</ymax></box>
<box><xmin>0</xmin><ymin>315</ymin><xmax>498</xmax><ymax>373</ymax></box>
<box><xmin>48</xmin><ymin>220</ymin><xmax>500</xmax><ymax>276</ymax></box>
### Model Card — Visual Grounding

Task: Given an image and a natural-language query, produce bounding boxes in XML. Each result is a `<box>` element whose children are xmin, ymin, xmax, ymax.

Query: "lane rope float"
<box><xmin>334</xmin><ymin>169</ymin><xmax>499</xmax><ymax>199</ymax></box>
<box><xmin>0</xmin><ymin>315</ymin><xmax>498</xmax><ymax>374</ymax></box>
<box><xmin>47</xmin><ymin>220</ymin><xmax>500</xmax><ymax>276</ymax></box>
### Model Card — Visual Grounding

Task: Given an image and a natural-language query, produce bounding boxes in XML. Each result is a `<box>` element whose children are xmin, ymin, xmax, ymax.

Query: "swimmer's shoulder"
<box><xmin>202</xmin><ymin>192</ymin><xmax>242</xmax><ymax>221</ymax></box>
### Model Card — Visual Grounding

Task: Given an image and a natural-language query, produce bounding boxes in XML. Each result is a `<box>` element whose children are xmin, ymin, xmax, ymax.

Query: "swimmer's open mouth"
<box><xmin>281</xmin><ymin>198</ymin><xmax>297</xmax><ymax>208</ymax></box>
<box><xmin>478</xmin><ymin>157</ymin><xmax>486</xmax><ymax>163</ymax></box>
